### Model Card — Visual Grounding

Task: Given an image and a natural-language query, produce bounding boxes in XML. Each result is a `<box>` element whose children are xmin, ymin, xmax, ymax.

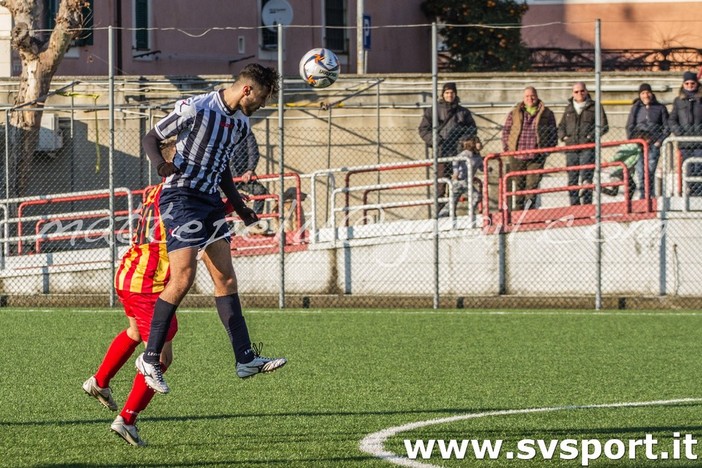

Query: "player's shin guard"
<box><xmin>121</xmin><ymin>363</ymin><xmax>168</xmax><ymax>425</ymax></box>
<box><xmin>215</xmin><ymin>293</ymin><xmax>253</xmax><ymax>364</ymax></box>
<box><xmin>143</xmin><ymin>299</ymin><xmax>177</xmax><ymax>364</ymax></box>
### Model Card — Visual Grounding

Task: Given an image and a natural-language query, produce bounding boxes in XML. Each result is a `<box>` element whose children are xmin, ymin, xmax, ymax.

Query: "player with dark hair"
<box><xmin>136</xmin><ymin>64</ymin><xmax>286</xmax><ymax>394</ymax></box>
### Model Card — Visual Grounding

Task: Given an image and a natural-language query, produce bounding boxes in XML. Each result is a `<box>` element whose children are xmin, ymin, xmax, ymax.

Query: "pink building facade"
<box><xmin>0</xmin><ymin>1</ymin><xmax>700</xmax><ymax>77</ymax></box>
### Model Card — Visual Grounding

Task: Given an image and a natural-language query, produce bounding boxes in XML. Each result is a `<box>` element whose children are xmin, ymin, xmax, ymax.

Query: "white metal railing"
<box><xmin>309</xmin><ymin>155</ymin><xmax>474</xmax><ymax>243</ymax></box>
<box><xmin>660</xmin><ymin>135</ymin><xmax>702</xmax><ymax>198</ymax></box>
<box><xmin>0</xmin><ymin>188</ymin><xmax>136</xmax><ymax>269</ymax></box>
<box><xmin>682</xmin><ymin>157</ymin><xmax>702</xmax><ymax>211</ymax></box>
<box><xmin>330</xmin><ymin>178</ymin><xmax>454</xmax><ymax>243</ymax></box>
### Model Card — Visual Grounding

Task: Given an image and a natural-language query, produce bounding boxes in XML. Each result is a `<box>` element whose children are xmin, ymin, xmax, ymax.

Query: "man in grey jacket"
<box><xmin>557</xmin><ymin>82</ymin><xmax>609</xmax><ymax>205</ymax></box>
<box><xmin>418</xmin><ymin>82</ymin><xmax>478</xmax><ymax>213</ymax></box>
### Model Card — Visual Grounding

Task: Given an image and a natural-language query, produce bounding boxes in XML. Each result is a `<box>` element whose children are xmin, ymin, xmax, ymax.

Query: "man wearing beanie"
<box><xmin>624</xmin><ymin>83</ymin><xmax>669</xmax><ymax>198</ymax></box>
<box><xmin>418</xmin><ymin>82</ymin><xmax>478</xmax><ymax>214</ymax></box>
<box><xmin>669</xmin><ymin>71</ymin><xmax>702</xmax><ymax>196</ymax></box>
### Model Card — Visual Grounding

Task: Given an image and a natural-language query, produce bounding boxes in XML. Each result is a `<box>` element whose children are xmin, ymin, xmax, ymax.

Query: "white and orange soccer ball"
<box><xmin>299</xmin><ymin>48</ymin><xmax>340</xmax><ymax>88</ymax></box>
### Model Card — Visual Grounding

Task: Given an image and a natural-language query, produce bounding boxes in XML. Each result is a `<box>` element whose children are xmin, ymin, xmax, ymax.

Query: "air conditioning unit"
<box><xmin>36</xmin><ymin>113</ymin><xmax>63</xmax><ymax>152</ymax></box>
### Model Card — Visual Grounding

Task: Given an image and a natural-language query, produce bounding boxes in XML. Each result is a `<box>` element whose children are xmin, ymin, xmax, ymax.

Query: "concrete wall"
<box><xmin>1</xmin><ymin>213</ymin><xmax>699</xmax><ymax>301</ymax></box>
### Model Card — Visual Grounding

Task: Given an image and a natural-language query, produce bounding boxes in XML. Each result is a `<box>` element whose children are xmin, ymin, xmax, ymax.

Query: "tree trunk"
<box><xmin>0</xmin><ymin>0</ymin><xmax>86</xmax><ymax>196</ymax></box>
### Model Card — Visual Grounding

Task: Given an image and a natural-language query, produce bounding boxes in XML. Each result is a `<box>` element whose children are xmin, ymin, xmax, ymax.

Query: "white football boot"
<box><xmin>236</xmin><ymin>343</ymin><xmax>287</xmax><ymax>379</ymax></box>
<box><xmin>111</xmin><ymin>415</ymin><xmax>147</xmax><ymax>447</ymax></box>
<box><xmin>82</xmin><ymin>376</ymin><xmax>118</xmax><ymax>411</ymax></box>
<box><xmin>135</xmin><ymin>353</ymin><xmax>170</xmax><ymax>394</ymax></box>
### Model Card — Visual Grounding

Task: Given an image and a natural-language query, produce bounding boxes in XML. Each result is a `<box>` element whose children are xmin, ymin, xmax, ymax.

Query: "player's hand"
<box><xmin>238</xmin><ymin>207</ymin><xmax>259</xmax><ymax>226</ymax></box>
<box><xmin>157</xmin><ymin>161</ymin><xmax>180</xmax><ymax>177</ymax></box>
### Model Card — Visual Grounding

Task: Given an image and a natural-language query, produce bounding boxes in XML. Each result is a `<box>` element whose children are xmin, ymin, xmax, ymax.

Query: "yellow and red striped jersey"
<box><xmin>115</xmin><ymin>184</ymin><xmax>170</xmax><ymax>293</ymax></box>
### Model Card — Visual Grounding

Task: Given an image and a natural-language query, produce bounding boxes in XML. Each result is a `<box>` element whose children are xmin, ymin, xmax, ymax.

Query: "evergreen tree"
<box><xmin>421</xmin><ymin>0</ymin><xmax>530</xmax><ymax>72</ymax></box>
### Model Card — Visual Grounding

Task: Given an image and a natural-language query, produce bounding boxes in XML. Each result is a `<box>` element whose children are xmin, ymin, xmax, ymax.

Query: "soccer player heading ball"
<box><xmin>136</xmin><ymin>63</ymin><xmax>287</xmax><ymax>395</ymax></box>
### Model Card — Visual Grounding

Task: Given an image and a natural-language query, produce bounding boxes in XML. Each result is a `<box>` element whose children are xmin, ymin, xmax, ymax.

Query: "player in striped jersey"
<box><xmin>136</xmin><ymin>63</ymin><xmax>286</xmax><ymax>395</ymax></box>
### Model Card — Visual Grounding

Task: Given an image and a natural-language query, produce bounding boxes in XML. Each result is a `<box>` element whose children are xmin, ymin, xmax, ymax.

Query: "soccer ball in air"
<box><xmin>299</xmin><ymin>48</ymin><xmax>340</xmax><ymax>88</ymax></box>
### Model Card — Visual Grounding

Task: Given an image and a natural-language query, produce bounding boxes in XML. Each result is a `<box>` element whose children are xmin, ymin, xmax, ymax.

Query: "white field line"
<box><xmin>359</xmin><ymin>398</ymin><xmax>702</xmax><ymax>468</ymax></box>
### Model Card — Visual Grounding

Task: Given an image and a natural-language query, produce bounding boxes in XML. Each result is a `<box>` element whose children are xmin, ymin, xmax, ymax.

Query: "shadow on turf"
<box><xmin>33</xmin><ymin>455</ymin><xmax>376</xmax><ymax>466</ymax></box>
<box><xmin>6</xmin><ymin>401</ymin><xmax>702</xmax><ymax>428</ymax></box>
<box><xmin>0</xmin><ymin>406</ymin><xmax>504</xmax><ymax>427</ymax></box>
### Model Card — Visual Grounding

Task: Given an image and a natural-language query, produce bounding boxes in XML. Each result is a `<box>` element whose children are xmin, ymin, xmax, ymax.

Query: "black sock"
<box><xmin>215</xmin><ymin>293</ymin><xmax>253</xmax><ymax>363</ymax></box>
<box><xmin>143</xmin><ymin>298</ymin><xmax>178</xmax><ymax>364</ymax></box>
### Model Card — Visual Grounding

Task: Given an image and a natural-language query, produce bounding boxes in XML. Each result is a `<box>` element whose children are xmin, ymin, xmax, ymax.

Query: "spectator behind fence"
<box><xmin>501</xmin><ymin>86</ymin><xmax>558</xmax><ymax>210</ymax></box>
<box><xmin>271</xmin><ymin>187</ymin><xmax>307</xmax><ymax>233</ymax></box>
<box><xmin>438</xmin><ymin>136</ymin><xmax>483</xmax><ymax>218</ymax></box>
<box><xmin>558</xmin><ymin>82</ymin><xmax>609</xmax><ymax>206</ymax></box>
<box><xmin>418</xmin><ymin>82</ymin><xmax>478</xmax><ymax>214</ymax></box>
<box><xmin>624</xmin><ymin>83</ymin><xmax>669</xmax><ymax>198</ymax></box>
<box><xmin>230</xmin><ymin>131</ymin><xmax>269</xmax><ymax>214</ymax></box>
<box><xmin>669</xmin><ymin>71</ymin><xmax>702</xmax><ymax>197</ymax></box>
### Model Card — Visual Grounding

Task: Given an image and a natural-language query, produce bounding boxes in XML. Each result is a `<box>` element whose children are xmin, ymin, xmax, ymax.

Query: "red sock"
<box><xmin>120</xmin><ymin>363</ymin><xmax>168</xmax><ymax>426</ymax></box>
<box><xmin>94</xmin><ymin>330</ymin><xmax>140</xmax><ymax>388</ymax></box>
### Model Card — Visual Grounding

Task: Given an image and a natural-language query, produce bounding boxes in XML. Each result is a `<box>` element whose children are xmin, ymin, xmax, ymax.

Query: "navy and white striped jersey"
<box><xmin>154</xmin><ymin>90</ymin><xmax>249</xmax><ymax>194</ymax></box>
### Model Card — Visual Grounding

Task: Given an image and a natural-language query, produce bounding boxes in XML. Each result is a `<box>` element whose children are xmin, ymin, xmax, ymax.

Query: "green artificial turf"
<box><xmin>1</xmin><ymin>308</ymin><xmax>702</xmax><ymax>467</ymax></box>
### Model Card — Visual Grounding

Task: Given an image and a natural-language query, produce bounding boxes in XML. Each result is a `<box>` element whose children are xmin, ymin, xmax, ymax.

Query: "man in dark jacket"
<box><xmin>558</xmin><ymin>82</ymin><xmax>609</xmax><ymax>205</ymax></box>
<box><xmin>418</xmin><ymin>82</ymin><xmax>478</xmax><ymax>212</ymax></box>
<box><xmin>501</xmin><ymin>86</ymin><xmax>558</xmax><ymax>210</ymax></box>
<box><xmin>625</xmin><ymin>83</ymin><xmax>669</xmax><ymax>198</ymax></box>
<box><xmin>669</xmin><ymin>71</ymin><xmax>702</xmax><ymax>196</ymax></box>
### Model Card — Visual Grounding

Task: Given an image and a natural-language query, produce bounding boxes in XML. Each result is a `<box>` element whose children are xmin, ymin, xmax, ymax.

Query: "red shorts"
<box><xmin>117</xmin><ymin>290</ymin><xmax>178</xmax><ymax>343</ymax></box>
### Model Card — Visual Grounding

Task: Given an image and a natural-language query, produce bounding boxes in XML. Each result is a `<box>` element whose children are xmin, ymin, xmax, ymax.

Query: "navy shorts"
<box><xmin>159</xmin><ymin>187</ymin><xmax>231</xmax><ymax>252</ymax></box>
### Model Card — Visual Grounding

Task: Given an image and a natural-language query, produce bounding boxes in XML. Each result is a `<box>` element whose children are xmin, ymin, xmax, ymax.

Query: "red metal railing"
<box><xmin>17</xmin><ymin>189</ymin><xmax>135</xmax><ymax>255</ymax></box>
<box><xmin>231</xmin><ymin>172</ymin><xmax>304</xmax><ymax>235</ymax></box>
<box><xmin>501</xmin><ymin>161</ymin><xmax>631</xmax><ymax>225</ymax></box>
<box><xmin>482</xmin><ymin>139</ymin><xmax>651</xmax><ymax>230</ymax></box>
<box><xmin>34</xmin><ymin>210</ymin><xmax>133</xmax><ymax>253</ymax></box>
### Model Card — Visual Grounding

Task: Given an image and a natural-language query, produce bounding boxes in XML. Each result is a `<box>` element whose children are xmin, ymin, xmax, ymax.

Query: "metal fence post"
<box><xmin>659</xmin><ymin>149</ymin><xmax>668</xmax><ymax>296</ymax></box>
<box><xmin>594</xmin><ymin>19</ymin><xmax>603</xmax><ymax>311</ymax></box>
<box><xmin>431</xmin><ymin>22</ymin><xmax>439</xmax><ymax>310</ymax></box>
<box><xmin>108</xmin><ymin>25</ymin><xmax>116</xmax><ymax>308</ymax></box>
<box><xmin>4</xmin><ymin>110</ymin><xmax>9</xmax><ymax>202</ymax></box>
<box><xmin>277</xmin><ymin>23</ymin><xmax>285</xmax><ymax>309</ymax></box>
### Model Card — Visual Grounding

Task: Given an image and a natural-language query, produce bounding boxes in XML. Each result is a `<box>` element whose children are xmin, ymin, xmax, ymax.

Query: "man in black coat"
<box><xmin>418</xmin><ymin>82</ymin><xmax>478</xmax><ymax>213</ymax></box>
<box><xmin>557</xmin><ymin>82</ymin><xmax>609</xmax><ymax>205</ymax></box>
<box><xmin>669</xmin><ymin>71</ymin><xmax>702</xmax><ymax>196</ymax></box>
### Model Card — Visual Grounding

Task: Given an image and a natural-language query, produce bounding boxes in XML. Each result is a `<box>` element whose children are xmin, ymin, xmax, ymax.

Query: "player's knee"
<box><xmin>214</xmin><ymin>276</ymin><xmax>238</xmax><ymax>295</ymax></box>
<box><xmin>126</xmin><ymin>326</ymin><xmax>142</xmax><ymax>342</ymax></box>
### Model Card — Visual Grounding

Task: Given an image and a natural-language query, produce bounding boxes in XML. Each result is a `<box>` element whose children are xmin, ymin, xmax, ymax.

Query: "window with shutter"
<box><xmin>261</xmin><ymin>0</ymin><xmax>278</xmax><ymax>51</ymax></box>
<box><xmin>324</xmin><ymin>0</ymin><xmax>347</xmax><ymax>54</ymax></box>
<box><xmin>134</xmin><ymin>0</ymin><xmax>149</xmax><ymax>51</ymax></box>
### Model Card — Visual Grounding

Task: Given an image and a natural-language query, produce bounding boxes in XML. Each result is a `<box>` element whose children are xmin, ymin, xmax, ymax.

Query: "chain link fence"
<box><xmin>1</xmin><ymin>22</ymin><xmax>701</xmax><ymax>309</ymax></box>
